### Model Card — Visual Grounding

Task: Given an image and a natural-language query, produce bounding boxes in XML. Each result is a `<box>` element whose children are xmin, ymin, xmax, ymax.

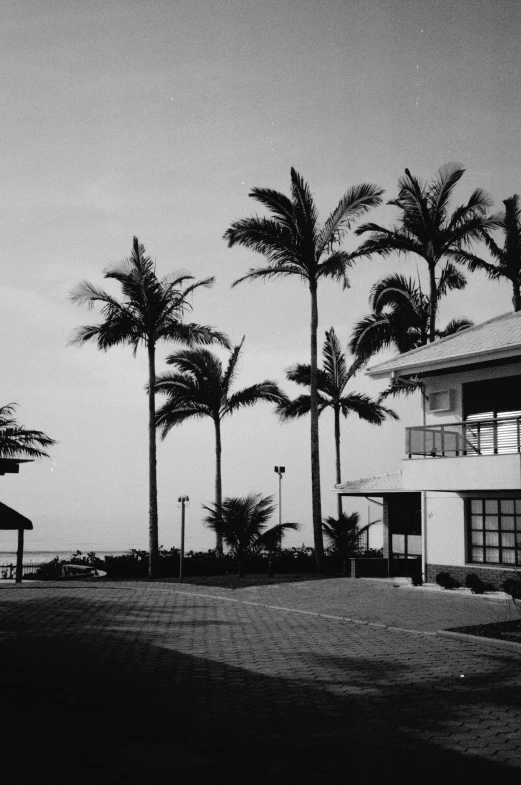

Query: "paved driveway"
<box><xmin>1</xmin><ymin>579</ymin><xmax>520</xmax><ymax>784</ymax></box>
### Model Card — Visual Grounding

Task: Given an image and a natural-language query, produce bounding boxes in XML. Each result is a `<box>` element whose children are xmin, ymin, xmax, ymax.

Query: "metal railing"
<box><xmin>0</xmin><ymin>562</ymin><xmax>46</xmax><ymax>579</ymax></box>
<box><xmin>406</xmin><ymin>416</ymin><xmax>521</xmax><ymax>458</ymax></box>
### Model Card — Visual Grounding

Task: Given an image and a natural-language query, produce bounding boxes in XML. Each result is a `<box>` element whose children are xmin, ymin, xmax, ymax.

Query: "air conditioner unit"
<box><xmin>429</xmin><ymin>389</ymin><xmax>453</xmax><ymax>412</ymax></box>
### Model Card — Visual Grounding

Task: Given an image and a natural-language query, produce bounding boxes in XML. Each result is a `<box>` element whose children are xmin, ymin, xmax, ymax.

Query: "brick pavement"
<box><xmin>0</xmin><ymin>581</ymin><xmax>520</xmax><ymax>784</ymax></box>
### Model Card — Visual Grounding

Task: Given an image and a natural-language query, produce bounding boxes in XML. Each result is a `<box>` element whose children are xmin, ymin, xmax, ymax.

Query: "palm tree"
<box><xmin>154</xmin><ymin>339</ymin><xmax>288</xmax><ymax>553</ymax></box>
<box><xmin>354</xmin><ymin>163</ymin><xmax>499</xmax><ymax>341</ymax></box>
<box><xmin>278</xmin><ymin>328</ymin><xmax>397</xmax><ymax>518</ymax></box>
<box><xmin>202</xmin><ymin>493</ymin><xmax>299</xmax><ymax>577</ymax></box>
<box><xmin>69</xmin><ymin>237</ymin><xmax>229</xmax><ymax>578</ymax></box>
<box><xmin>349</xmin><ymin>269</ymin><xmax>474</xmax><ymax>363</ymax></box>
<box><xmin>0</xmin><ymin>403</ymin><xmax>56</xmax><ymax>459</ymax></box>
<box><xmin>224</xmin><ymin>168</ymin><xmax>383</xmax><ymax>571</ymax></box>
<box><xmin>454</xmin><ymin>194</ymin><xmax>521</xmax><ymax>312</ymax></box>
<box><xmin>322</xmin><ymin>512</ymin><xmax>360</xmax><ymax>576</ymax></box>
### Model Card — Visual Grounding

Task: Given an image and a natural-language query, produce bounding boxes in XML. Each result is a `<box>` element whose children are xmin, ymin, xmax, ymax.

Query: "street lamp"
<box><xmin>274</xmin><ymin>466</ymin><xmax>285</xmax><ymax>526</ymax></box>
<box><xmin>177</xmin><ymin>495</ymin><xmax>189</xmax><ymax>579</ymax></box>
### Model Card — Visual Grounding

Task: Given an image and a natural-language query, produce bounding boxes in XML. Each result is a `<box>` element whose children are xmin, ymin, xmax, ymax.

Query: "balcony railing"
<box><xmin>406</xmin><ymin>416</ymin><xmax>521</xmax><ymax>458</ymax></box>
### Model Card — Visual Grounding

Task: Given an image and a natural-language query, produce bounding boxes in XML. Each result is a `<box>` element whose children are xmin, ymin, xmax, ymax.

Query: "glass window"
<box><xmin>468</xmin><ymin>497</ymin><xmax>521</xmax><ymax>566</ymax></box>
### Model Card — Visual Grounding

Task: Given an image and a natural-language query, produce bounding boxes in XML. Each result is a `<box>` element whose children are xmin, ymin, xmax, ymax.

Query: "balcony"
<box><xmin>402</xmin><ymin>417</ymin><xmax>521</xmax><ymax>491</ymax></box>
<box><xmin>405</xmin><ymin>416</ymin><xmax>521</xmax><ymax>458</ymax></box>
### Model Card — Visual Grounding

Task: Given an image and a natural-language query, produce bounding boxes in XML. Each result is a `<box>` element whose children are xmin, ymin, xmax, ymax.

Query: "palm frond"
<box><xmin>317</xmin><ymin>183</ymin><xmax>384</xmax><ymax>254</ymax></box>
<box><xmin>225</xmin><ymin>381</ymin><xmax>288</xmax><ymax>415</ymax></box>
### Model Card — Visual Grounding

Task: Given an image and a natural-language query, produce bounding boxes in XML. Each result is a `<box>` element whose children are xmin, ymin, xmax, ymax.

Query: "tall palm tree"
<box><xmin>322</xmin><ymin>511</ymin><xmax>360</xmax><ymax>576</ymax></box>
<box><xmin>0</xmin><ymin>403</ymin><xmax>56</xmax><ymax>459</ymax></box>
<box><xmin>224</xmin><ymin>168</ymin><xmax>383</xmax><ymax>570</ymax></box>
<box><xmin>349</xmin><ymin>269</ymin><xmax>474</xmax><ymax>364</ymax></box>
<box><xmin>354</xmin><ymin>163</ymin><xmax>499</xmax><ymax>341</ymax></box>
<box><xmin>154</xmin><ymin>339</ymin><xmax>288</xmax><ymax>553</ymax></box>
<box><xmin>278</xmin><ymin>328</ymin><xmax>397</xmax><ymax>518</ymax></box>
<box><xmin>202</xmin><ymin>493</ymin><xmax>299</xmax><ymax>577</ymax></box>
<box><xmin>454</xmin><ymin>194</ymin><xmax>521</xmax><ymax>312</ymax></box>
<box><xmin>69</xmin><ymin>237</ymin><xmax>229</xmax><ymax>578</ymax></box>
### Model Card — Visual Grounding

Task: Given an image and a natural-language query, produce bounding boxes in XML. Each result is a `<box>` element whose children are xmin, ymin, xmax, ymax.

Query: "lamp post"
<box><xmin>274</xmin><ymin>466</ymin><xmax>285</xmax><ymax>526</ymax></box>
<box><xmin>177</xmin><ymin>495</ymin><xmax>189</xmax><ymax>579</ymax></box>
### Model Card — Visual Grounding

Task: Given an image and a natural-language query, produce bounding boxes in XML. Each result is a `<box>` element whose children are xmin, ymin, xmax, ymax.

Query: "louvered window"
<box><xmin>463</xmin><ymin>376</ymin><xmax>521</xmax><ymax>455</ymax></box>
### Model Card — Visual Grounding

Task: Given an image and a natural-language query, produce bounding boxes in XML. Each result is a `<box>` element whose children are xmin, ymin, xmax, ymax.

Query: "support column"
<box><xmin>16</xmin><ymin>527</ymin><xmax>24</xmax><ymax>584</ymax></box>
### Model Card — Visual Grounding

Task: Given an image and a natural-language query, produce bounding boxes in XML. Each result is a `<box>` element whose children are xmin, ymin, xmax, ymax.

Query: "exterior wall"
<box><xmin>402</xmin><ymin>453</ymin><xmax>521</xmax><ymax>491</ymax></box>
<box><xmin>423</xmin><ymin>490</ymin><xmax>520</xmax><ymax>589</ymax></box>
<box><xmin>425</xmin><ymin>563</ymin><xmax>518</xmax><ymax>591</ymax></box>
<box><xmin>423</xmin><ymin>361</ymin><xmax>521</xmax><ymax>427</ymax></box>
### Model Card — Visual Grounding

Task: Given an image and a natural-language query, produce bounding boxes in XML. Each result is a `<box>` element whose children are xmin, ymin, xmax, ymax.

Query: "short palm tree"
<box><xmin>0</xmin><ymin>403</ymin><xmax>56</xmax><ymax>459</ymax></box>
<box><xmin>154</xmin><ymin>339</ymin><xmax>288</xmax><ymax>553</ymax></box>
<box><xmin>455</xmin><ymin>194</ymin><xmax>521</xmax><ymax>312</ymax></box>
<box><xmin>224</xmin><ymin>168</ymin><xmax>383</xmax><ymax>571</ymax></box>
<box><xmin>202</xmin><ymin>493</ymin><xmax>299</xmax><ymax>577</ymax></box>
<box><xmin>355</xmin><ymin>163</ymin><xmax>499</xmax><ymax>341</ymax></box>
<box><xmin>322</xmin><ymin>512</ymin><xmax>360</xmax><ymax>575</ymax></box>
<box><xmin>349</xmin><ymin>269</ymin><xmax>473</xmax><ymax>362</ymax></box>
<box><xmin>279</xmin><ymin>328</ymin><xmax>397</xmax><ymax>518</ymax></box>
<box><xmin>69</xmin><ymin>237</ymin><xmax>229</xmax><ymax>578</ymax></box>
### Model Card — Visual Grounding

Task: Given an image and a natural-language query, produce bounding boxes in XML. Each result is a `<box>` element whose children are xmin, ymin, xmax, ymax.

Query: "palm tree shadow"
<box><xmin>0</xmin><ymin>594</ymin><xmax>520</xmax><ymax>785</ymax></box>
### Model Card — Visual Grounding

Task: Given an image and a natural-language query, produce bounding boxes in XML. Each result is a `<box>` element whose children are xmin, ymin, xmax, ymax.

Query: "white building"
<box><xmin>335</xmin><ymin>310</ymin><xmax>521</xmax><ymax>588</ymax></box>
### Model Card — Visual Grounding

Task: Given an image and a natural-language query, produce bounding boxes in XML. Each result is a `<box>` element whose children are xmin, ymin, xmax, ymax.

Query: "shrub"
<box><xmin>502</xmin><ymin>577</ymin><xmax>521</xmax><ymax>601</ymax></box>
<box><xmin>435</xmin><ymin>571</ymin><xmax>460</xmax><ymax>589</ymax></box>
<box><xmin>34</xmin><ymin>556</ymin><xmax>65</xmax><ymax>580</ymax></box>
<box><xmin>464</xmin><ymin>573</ymin><xmax>485</xmax><ymax>594</ymax></box>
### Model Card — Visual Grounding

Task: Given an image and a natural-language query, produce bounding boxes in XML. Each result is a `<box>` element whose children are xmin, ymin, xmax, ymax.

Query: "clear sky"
<box><xmin>1</xmin><ymin>0</ymin><xmax>520</xmax><ymax>553</ymax></box>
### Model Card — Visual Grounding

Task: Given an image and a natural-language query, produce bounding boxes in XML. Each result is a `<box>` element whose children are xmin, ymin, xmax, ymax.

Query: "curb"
<box><xmin>437</xmin><ymin>629</ymin><xmax>521</xmax><ymax>655</ymax></box>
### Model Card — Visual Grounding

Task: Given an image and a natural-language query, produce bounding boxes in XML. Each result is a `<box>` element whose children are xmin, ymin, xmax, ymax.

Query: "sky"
<box><xmin>1</xmin><ymin>0</ymin><xmax>520</xmax><ymax>554</ymax></box>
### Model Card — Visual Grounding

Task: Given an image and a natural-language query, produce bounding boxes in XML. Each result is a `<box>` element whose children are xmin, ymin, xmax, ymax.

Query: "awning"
<box><xmin>0</xmin><ymin>501</ymin><xmax>33</xmax><ymax>530</ymax></box>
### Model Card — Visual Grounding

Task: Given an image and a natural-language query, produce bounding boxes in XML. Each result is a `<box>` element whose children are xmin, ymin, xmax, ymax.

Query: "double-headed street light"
<box><xmin>274</xmin><ymin>466</ymin><xmax>285</xmax><ymax>526</ymax></box>
<box><xmin>177</xmin><ymin>495</ymin><xmax>189</xmax><ymax>579</ymax></box>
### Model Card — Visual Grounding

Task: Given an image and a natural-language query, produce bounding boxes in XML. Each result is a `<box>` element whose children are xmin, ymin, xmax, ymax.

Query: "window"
<box><xmin>468</xmin><ymin>498</ymin><xmax>521</xmax><ymax>565</ymax></box>
<box><xmin>463</xmin><ymin>376</ymin><xmax>521</xmax><ymax>455</ymax></box>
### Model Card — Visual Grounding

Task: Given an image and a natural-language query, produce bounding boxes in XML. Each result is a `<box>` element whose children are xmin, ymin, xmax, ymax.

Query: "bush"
<box><xmin>502</xmin><ymin>577</ymin><xmax>521</xmax><ymax>601</ymax></box>
<box><xmin>435</xmin><ymin>571</ymin><xmax>460</xmax><ymax>589</ymax></box>
<box><xmin>34</xmin><ymin>556</ymin><xmax>65</xmax><ymax>580</ymax></box>
<box><xmin>464</xmin><ymin>573</ymin><xmax>485</xmax><ymax>594</ymax></box>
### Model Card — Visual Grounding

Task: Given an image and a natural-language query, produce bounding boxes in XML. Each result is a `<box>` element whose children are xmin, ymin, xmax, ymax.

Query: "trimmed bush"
<box><xmin>435</xmin><ymin>571</ymin><xmax>460</xmax><ymax>589</ymax></box>
<box><xmin>502</xmin><ymin>577</ymin><xmax>521</xmax><ymax>601</ymax></box>
<box><xmin>464</xmin><ymin>573</ymin><xmax>485</xmax><ymax>594</ymax></box>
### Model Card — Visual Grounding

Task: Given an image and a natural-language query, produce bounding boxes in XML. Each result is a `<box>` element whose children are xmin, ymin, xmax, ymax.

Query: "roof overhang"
<box><xmin>366</xmin><ymin>345</ymin><xmax>521</xmax><ymax>379</ymax></box>
<box><xmin>0</xmin><ymin>501</ymin><xmax>32</xmax><ymax>530</ymax></box>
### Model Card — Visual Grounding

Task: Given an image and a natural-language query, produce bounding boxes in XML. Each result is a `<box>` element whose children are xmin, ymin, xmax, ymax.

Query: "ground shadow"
<box><xmin>0</xmin><ymin>591</ymin><xmax>520</xmax><ymax>784</ymax></box>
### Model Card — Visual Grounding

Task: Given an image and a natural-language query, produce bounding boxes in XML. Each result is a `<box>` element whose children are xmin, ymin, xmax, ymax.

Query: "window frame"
<box><xmin>467</xmin><ymin>497</ymin><xmax>521</xmax><ymax>566</ymax></box>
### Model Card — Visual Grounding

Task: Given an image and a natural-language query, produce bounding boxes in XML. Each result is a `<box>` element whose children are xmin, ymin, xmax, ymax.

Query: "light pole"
<box><xmin>274</xmin><ymin>466</ymin><xmax>285</xmax><ymax>526</ymax></box>
<box><xmin>177</xmin><ymin>495</ymin><xmax>189</xmax><ymax>579</ymax></box>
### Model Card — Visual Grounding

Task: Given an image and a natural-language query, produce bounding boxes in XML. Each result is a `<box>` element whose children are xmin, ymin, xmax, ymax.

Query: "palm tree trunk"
<box><xmin>214</xmin><ymin>417</ymin><xmax>223</xmax><ymax>556</ymax></box>
<box><xmin>513</xmin><ymin>284</ymin><xmax>521</xmax><ymax>312</ymax></box>
<box><xmin>428</xmin><ymin>262</ymin><xmax>437</xmax><ymax>342</ymax></box>
<box><xmin>148</xmin><ymin>341</ymin><xmax>160</xmax><ymax>578</ymax></box>
<box><xmin>334</xmin><ymin>405</ymin><xmax>342</xmax><ymax>520</ymax></box>
<box><xmin>309</xmin><ymin>282</ymin><xmax>325</xmax><ymax>571</ymax></box>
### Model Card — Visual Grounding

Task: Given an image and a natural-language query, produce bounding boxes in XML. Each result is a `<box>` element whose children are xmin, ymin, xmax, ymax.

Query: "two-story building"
<box><xmin>335</xmin><ymin>310</ymin><xmax>521</xmax><ymax>588</ymax></box>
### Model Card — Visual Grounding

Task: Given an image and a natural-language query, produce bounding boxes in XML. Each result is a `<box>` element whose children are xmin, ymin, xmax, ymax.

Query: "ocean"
<box><xmin>0</xmin><ymin>551</ymin><xmax>131</xmax><ymax>564</ymax></box>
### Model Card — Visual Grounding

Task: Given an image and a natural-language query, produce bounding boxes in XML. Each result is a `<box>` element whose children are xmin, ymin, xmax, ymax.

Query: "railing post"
<box><xmin>493</xmin><ymin>417</ymin><xmax>498</xmax><ymax>454</ymax></box>
<box><xmin>441</xmin><ymin>425</ymin><xmax>445</xmax><ymax>457</ymax></box>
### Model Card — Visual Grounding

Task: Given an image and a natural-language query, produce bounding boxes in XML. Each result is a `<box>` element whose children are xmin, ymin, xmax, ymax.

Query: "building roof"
<box><xmin>366</xmin><ymin>311</ymin><xmax>521</xmax><ymax>379</ymax></box>
<box><xmin>0</xmin><ymin>501</ymin><xmax>32</xmax><ymax>530</ymax></box>
<box><xmin>334</xmin><ymin>471</ymin><xmax>404</xmax><ymax>496</ymax></box>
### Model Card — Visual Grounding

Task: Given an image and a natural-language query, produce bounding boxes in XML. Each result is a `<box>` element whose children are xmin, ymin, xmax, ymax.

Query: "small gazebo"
<box><xmin>0</xmin><ymin>458</ymin><xmax>34</xmax><ymax>583</ymax></box>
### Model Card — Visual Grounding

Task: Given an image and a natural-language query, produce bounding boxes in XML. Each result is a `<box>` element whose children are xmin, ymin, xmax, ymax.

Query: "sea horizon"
<box><xmin>0</xmin><ymin>550</ymin><xmax>134</xmax><ymax>564</ymax></box>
